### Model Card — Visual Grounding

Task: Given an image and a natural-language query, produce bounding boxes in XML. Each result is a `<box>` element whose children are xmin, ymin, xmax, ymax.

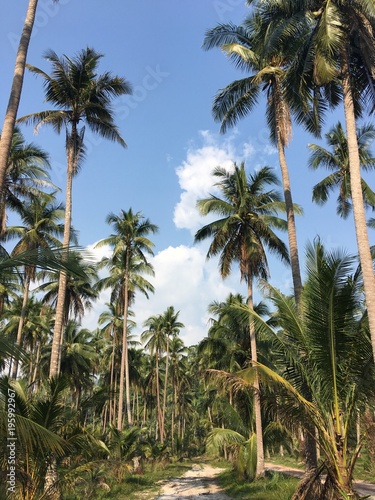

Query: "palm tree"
<box><xmin>194</xmin><ymin>162</ymin><xmax>290</xmax><ymax>477</ymax></box>
<box><xmin>202</xmin><ymin>15</ymin><xmax>309</xmax><ymax>304</ymax></box>
<box><xmin>0</xmin><ymin>0</ymin><xmax>59</xmax><ymax>199</ymax></box>
<box><xmin>95</xmin><ymin>208</ymin><xmax>158</xmax><ymax>429</ymax></box>
<box><xmin>308</xmin><ymin>122</ymin><xmax>375</xmax><ymax>218</ymax></box>
<box><xmin>235</xmin><ymin>239</ymin><xmax>375</xmax><ymax>498</ymax></box>
<box><xmin>17</xmin><ymin>47</ymin><xmax>132</xmax><ymax>378</ymax></box>
<box><xmin>38</xmin><ymin>250</ymin><xmax>99</xmax><ymax>325</ymax></box>
<box><xmin>0</xmin><ymin>375</ymin><xmax>69</xmax><ymax>499</ymax></box>
<box><xmin>168</xmin><ymin>336</ymin><xmax>188</xmax><ymax>452</ymax></box>
<box><xmin>3</xmin><ymin>192</ymin><xmax>64</xmax><ymax>378</ymax></box>
<box><xmin>98</xmin><ymin>302</ymin><xmax>124</xmax><ymax>427</ymax></box>
<box><xmin>159</xmin><ymin>306</ymin><xmax>184</xmax><ymax>442</ymax></box>
<box><xmin>59</xmin><ymin>321</ymin><xmax>98</xmax><ymax>408</ymax></box>
<box><xmin>0</xmin><ymin>126</ymin><xmax>52</xmax><ymax>236</ymax></box>
<box><xmin>141</xmin><ymin>314</ymin><xmax>166</xmax><ymax>442</ymax></box>
<box><xmin>254</xmin><ymin>0</ymin><xmax>375</xmax><ymax>366</ymax></box>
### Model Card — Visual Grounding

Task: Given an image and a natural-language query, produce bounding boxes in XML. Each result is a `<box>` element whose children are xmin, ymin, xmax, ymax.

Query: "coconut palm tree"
<box><xmin>98</xmin><ymin>302</ymin><xmax>124</xmax><ymax>427</ymax></box>
<box><xmin>251</xmin><ymin>0</ymin><xmax>375</xmax><ymax>366</ymax></box>
<box><xmin>159</xmin><ymin>306</ymin><xmax>184</xmax><ymax>443</ymax></box>
<box><xmin>194</xmin><ymin>162</ymin><xmax>291</xmax><ymax>477</ymax></box>
<box><xmin>59</xmin><ymin>321</ymin><xmax>98</xmax><ymax>408</ymax></box>
<box><xmin>95</xmin><ymin>208</ymin><xmax>158</xmax><ymax>429</ymax></box>
<box><xmin>37</xmin><ymin>250</ymin><xmax>99</xmax><ymax>325</ymax></box>
<box><xmin>202</xmin><ymin>14</ymin><xmax>311</xmax><ymax>305</ymax></box>
<box><xmin>3</xmin><ymin>192</ymin><xmax>64</xmax><ymax>378</ymax></box>
<box><xmin>168</xmin><ymin>336</ymin><xmax>188</xmax><ymax>452</ymax></box>
<box><xmin>141</xmin><ymin>314</ymin><xmax>166</xmax><ymax>442</ymax></box>
<box><xmin>17</xmin><ymin>47</ymin><xmax>132</xmax><ymax>378</ymax></box>
<box><xmin>0</xmin><ymin>126</ymin><xmax>52</xmax><ymax>236</ymax></box>
<box><xmin>0</xmin><ymin>0</ymin><xmax>59</xmax><ymax>200</ymax></box>
<box><xmin>308</xmin><ymin>122</ymin><xmax>375</xmax><ymax>218</ymax></box>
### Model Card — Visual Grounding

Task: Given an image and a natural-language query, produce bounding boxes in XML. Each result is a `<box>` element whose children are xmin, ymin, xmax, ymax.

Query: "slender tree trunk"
<box><xmin>113</xmin><ymin>375</ymin><xmax>117</xmax><ymax>426</ymax></box>
<box><xmin>142</xmin><ymin>390</ymin><xmax>147</xmax><ymax>425</ymax></box>
<box><xmin>155</xmin><ymin>351</ymin><xmax>164</xmax><ymax>442</ymax></box>
<box><xmin>171</xmin><ymin>383</ymin><xmax>176</xmax><ymax>453</ymax></box>
<box><xmin>109</xmin><ymin>329</ymin><xmax>115</xmax><ymax>426</ymax></box>
<box><xmin>118</xmin><ymin>261</ymin><xmax>132</xmax><ymax>429</ymax></box>
<box><xmin>49</xmin><ymin>141</ymin><xmax>75</xmax><ymax>378</ymax></box>
<box><xmin>342</xmin><ymin>49</ymin><xmax>375</xmax><ymax>364</ymax></box>
<box><xmin>12</xmin><ymin>274</ymin><xmax>31</xmax><ymax>379</ymax></box>
<box><xmin>0</xmin><ymin>0</ymin><xmax>38</xmax><ymax>197</ymax></box>
<box><xmin>247</xmin><ymin>277</ymin><xmax>265</xmax><ymax>478</ymax></box>
<box><xmin>161</xmin><ymin>336</ymin><xmax>170</xmax><ymax>441</ymax></box>
<box><xmin>276</xmin><ymin>135</ymin><xmax>303</xmax><ymax>305</ymax></box>
<box><xmin>31</xmin><ymin>340</ymin><xmax>41</xmax><ymax>389</ymax></box>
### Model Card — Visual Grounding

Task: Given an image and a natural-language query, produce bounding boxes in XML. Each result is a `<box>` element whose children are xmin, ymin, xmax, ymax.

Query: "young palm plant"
<box><xmin>232</xmin><ymin>239</ymin><xmax>375</xmax><ymax>499</ymax></box>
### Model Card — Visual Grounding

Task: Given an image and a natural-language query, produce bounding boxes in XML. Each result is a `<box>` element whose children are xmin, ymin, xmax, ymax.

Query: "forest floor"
<box><xmin>265</xmin><ymin>463</ymin><xmax>375</xmax><ymax>499</ymax></box>
<box><xmin>148</xmin><ymin>462</ymin><xmax>375</xmax><ymax>499</ymax></box>
<box><xmin>153</xmin><ymin>463</ymin><xmax>231</xmax><ymax>499</ymax></box>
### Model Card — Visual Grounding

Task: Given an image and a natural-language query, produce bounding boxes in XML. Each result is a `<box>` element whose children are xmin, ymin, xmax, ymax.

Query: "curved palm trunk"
<box><xmin>0</xmin><ymin>0</ymin><xmax>38</xmax><ymax>197</ymax></box>
<box><xmin>11</xmin><ymin>274</ymin><xmax>31</xmax><ymax>379</ymax></box>
<box><xmin>341</xmin><ymin>50</ymin><xmax>375</xmax><ymax>365</ymax></box>
<box><xmin>117</xmin><ymin>260</ymin><xmax>132</xmax><ymax>429</ymax></box>
<box><xmin>276</xmin><ymin>134</ymin><xmax>303</xmax><ymax>305</ymax></box>
<box><xmin>247</xmin><ymin>277</ymin><xmax>265</xmax><ymax>478</ymax></box>
<box><xmin>49</xmin><ymin>141</ymin><xmax>75</xmax><ymax>378</ymax></box>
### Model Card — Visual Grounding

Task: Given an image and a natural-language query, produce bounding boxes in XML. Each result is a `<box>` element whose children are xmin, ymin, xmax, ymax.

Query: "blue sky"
<box><xmin>1</xmin><ymin>1</ymin><xmax>371</xmax><ymax>345</ymax></box>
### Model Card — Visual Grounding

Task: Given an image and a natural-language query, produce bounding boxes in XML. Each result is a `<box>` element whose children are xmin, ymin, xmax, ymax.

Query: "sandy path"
<box><xmin>154</xmin><ymin>464</ymin><xmax>232</xmax><ymax>499</ymax></box>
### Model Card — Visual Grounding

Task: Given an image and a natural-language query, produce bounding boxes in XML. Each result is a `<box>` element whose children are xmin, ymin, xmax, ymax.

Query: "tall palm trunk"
<box><xmin>276</xmin><ymin>130</ymin><xmax>303</xmax><ymax>306</ymax></box>
<box><xmin>155</xmin><ymin>350</ymin><xmax>163</xmax><ymax>442</ymax></box>
<box><xmin>341</xmin><ymin>49</ymin><xmax>375</xmax><ymax>364</ymax></box>
<box><xmin>247</xmin><ymin>276</ymin><xmax>265</xmax><ymax>477</ymax></box>
<box><xmin>118</xmin><ymin>257</ymin><xmax>132</xmax><ymax>429</ymax></box>
<box><xmin>11</xmin><ymin>274</ymin><xmax>31</xmax><ymax>379</ymax></box>
<box><xmin>49</xmin><ymin>152</ymin><xmax>73</xmax><ymax>377</ymax></box>
<box><xmin>109</xmin><ymin>329</ymin><xmax>116</xmax><ymax>426</ymax></box>
<box><xmin>31</xmin><ymin>340</ymin><xmax>41</xmax><ymax>389</ymax></box>
<box><xmin>161</xmin><ymin>336</ymin><xmax>170</xmax><ymax>441</ymax></box>
<box><xmin>0</xmin><ymin>0</ymin><xmax>38</xmax><ymax>196</ymax></box>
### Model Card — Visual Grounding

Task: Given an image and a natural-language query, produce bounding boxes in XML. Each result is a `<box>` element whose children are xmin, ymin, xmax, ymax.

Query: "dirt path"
<box><xmin>154</xmin><ymin>464</ymin><xmax>232</xmax><ymax>499</ymax></box>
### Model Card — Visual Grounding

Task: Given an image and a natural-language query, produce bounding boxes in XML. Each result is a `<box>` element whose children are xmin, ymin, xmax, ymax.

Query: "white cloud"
<box><xmin>132</xmin><ymin>244</ymin><xmax>239</xmax><ymax>346</ymax></box>
<box><xmin>173</xmin><ymin>130</ymin><xmax>278</xmax><ymax>235</ymax></box>
<box><xmin>82</xmin><ymin>130</ymin><xmax>279</xmax><ymax>346</ymax></box>
<box><xmin>173</xmin><ymin>131</ymin><xmax>235</xmax><ymax>233</ymax></box>
<box><xmin>81</xmin><ymin>240</ymin><xmax>239</xmax><ymax>346</ymax></box>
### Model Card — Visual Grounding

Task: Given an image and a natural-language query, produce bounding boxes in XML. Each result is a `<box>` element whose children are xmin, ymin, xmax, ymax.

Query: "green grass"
<box><xmin>266</xmin><ymin>453</ymin><xmax>375</xmax><ymax>483</ymax></box>
<box><xmin>63</xmin><ymin>461</ymin><xmax>194</xmax><ymax>500</ymax></box>
<box><xmin>217</xmin><ymin>469</ymin><xmax>299</xmax><ymax>500</ymax></box>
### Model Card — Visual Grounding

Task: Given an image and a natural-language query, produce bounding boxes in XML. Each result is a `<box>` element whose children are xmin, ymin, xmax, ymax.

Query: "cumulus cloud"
<box><xmin>173</xmin><ymin>130</ymin><xmax>278</xmax><ymax>235</ymax></box>
<box><xmin>82</xmin><ymin>130</ymin><xmax>279</xmax><ymax>346</ymax></box>
<box><xmin>132</xmin><ymin>244</ymin><xmax>239</xmax><ymax>346</ymax></box>
<box><xmin>173</xmin><ymin>131</ymin><xmax>236</xmax><ymax>233</ymax></box>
